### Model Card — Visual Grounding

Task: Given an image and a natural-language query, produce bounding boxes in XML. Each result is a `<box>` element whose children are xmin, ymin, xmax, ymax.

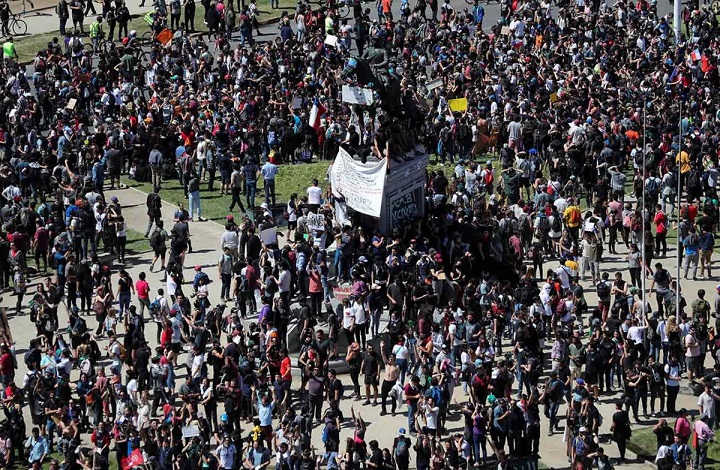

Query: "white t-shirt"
<box><xmin>342</xmin><ymin>307</ymin><xmax>355</xmax><ymax>329</ymax></box>
<box><xmin>307</xmin><ymin>186</ymin><xmax>323</xmax><ymax>204</ymax></box>
<box><xmin>425</xmin><ymin>406</ymin><xmax>439</xmax><ymax>430</ymax></box>
<box><xmin>392</xmin><ymin>344</ymin><xmax>408</xmax><ymax>360</ymax></box>
<box><xmin>353</xmin><ymin>301</ymin><xmax>366</xmax><ymax>325</ymax></box>
<box><xmin>192</xmin><ymin>353</ymin><xmax>205</xmax><ymax>378</ymax></box>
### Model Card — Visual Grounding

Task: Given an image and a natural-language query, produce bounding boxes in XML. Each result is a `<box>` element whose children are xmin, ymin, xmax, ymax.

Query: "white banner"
<box><xmin>341</xmin><ymin>85</ymin><xmax>374</xmax><ymax>105</ymax></box>
<box><xmin>330</xmin><ymin>147</ymin><xmax>387</xmax><ymax>218</ymax></box>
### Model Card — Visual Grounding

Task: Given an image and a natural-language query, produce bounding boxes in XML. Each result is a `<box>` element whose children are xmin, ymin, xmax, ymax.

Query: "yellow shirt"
<box><xmin>676</xmin><ymin>150</ymin><xmax>690</xmax><ymax>174</ymax></box>
<box><xmin>563</xmin><ymin>205</ymin><xmax>581</xmax><ymax>228</ymax></box>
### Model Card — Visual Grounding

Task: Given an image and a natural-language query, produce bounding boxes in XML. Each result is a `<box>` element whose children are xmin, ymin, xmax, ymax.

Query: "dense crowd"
<box><xmin>0</xmin><ymin>0</ymin><xmax>720</xmax><ymax>467</ymax></box>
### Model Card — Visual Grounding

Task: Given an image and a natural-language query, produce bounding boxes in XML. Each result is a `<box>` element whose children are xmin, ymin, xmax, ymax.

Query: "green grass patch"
<box><xmin>126</xmin><ymin>227</ymin><xmax>150</xmax><ymax>254</ymax></box>
<box><xmin>15</xmin><ymin>0</ymin><xmax>295</xmax><ymax>63</ymax></box>
<box><xmin>628</xmin><ymin>426</ymin><xmax>720</xmax><ymax>469</ymax></box>
<box><xmin>121</xmin><ymin>160</ymin><xmax>329</xmax><ymax>222</ymax></box>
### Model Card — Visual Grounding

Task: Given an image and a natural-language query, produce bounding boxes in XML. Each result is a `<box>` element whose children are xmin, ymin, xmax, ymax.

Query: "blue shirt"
<box><xmin>261</xmin><ymin>162</ymin><xmax>278</xmax><ymax>181</ymax></box>
<box><xmin>256</xmin><ymin>399</ymin><xmax>274</xmax><ymax>426</ymax></box>
<box><xmin>26</xmin><ymin>435</ymin><xmax>48</xmax><ymax>463</ymax></box>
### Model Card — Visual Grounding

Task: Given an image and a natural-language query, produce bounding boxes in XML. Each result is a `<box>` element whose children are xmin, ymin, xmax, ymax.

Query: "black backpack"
<box><xmin>596</xmin><ymin>281</ymin><xmax>610</xmax><ymax>298</ymax></box>
<box><xmin>149</xmin><ymin>229</ymin><xmax>163</xmax><ymax>249</ymax></box>
<box><xmin>687</xmin><ymin>169</ymin><xmax>701</xmax><ymax>189</ymax></box>
<box><xmin>551</xmin><ymin>215</ymin><xmax>562</xmax><ymax>232</ymax></box>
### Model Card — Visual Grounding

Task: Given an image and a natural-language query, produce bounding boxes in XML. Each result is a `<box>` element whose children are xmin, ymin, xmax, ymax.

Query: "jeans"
<box><xmin>118</xmin><ymin>291</ymin><xmax>131</xmax><ymax>316</ymax></box>
<box><xmin>188</xmin><ymin>190</ymin><xmax>202</xmax><ymax>219</ymax></box>
<box><xmin>407</xmin><ymin>402</ymin><xmax>418</xmax><ymax>432</ymax></box>
<box><xmin>396</xmin><ymin>358</ymin><xmax>408</xmax><ymax>385</ymax></box>
<box><xmin>221</xmin><ymin>273</ymin><xmax>231</xmax><ymax>299</ymax></box>
<box><xmin>246</xmin><ymin>180</ymin><xmax>257</xmax><ymax>208</ymax></box>
<box><xmin>308</xmin><ymin>394</ymin><xmax>323</xmax><ymax>422</ymax></box>
<box><xmin>684</xmin><ymin>252</ymin><xmax>699</xmax><ymax>279</ymax></box>
<box><xmin>264</xmin><ymin>179</ymin><xmax>276</xmax><ymax>206</ymax></box>
<box><xmin>229</xmin><ymin>187</ymin><xmax>245</xmax><ymax>211</ymax></box>
<box><xmin>472</xmin><ymin>434</ymin><xmax>487</xmax><ymax>464</ymax></box>
<box><xmin>546</xmin><ymin>401</ymin><xmax>560</xmax><ymax>431</ymax></box>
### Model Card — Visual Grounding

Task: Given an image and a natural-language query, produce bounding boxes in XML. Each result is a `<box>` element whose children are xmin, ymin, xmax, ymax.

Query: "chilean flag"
<box><xmin>309</xmin><ymin>99</ymin><xmax>326</xmax><ymax>130</ymax></box>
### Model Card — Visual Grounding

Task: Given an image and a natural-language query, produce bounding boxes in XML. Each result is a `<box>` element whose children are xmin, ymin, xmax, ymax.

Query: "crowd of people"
<box><xmin>0</xmin><ymin>0</ymin><xmax>720</xmax><ymax>467</ymax></box>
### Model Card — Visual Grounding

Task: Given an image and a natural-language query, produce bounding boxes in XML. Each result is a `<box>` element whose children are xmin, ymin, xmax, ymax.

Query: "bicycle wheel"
<box><xmin>11</xmin><ymin>18</ymin><xmax>27</xmax><ymax>36</ymax></box>
<box><xmin>711</xmin><ymin>0</ymin><xmax>720</xmax><ymax>15</ymax></box>
<box><xmin>141</xmin><ymin>30</ymin><xmax>153</xmax><ymax>43</ymax></box>
<box><xmin>83</xmin><ymin>42</ymin><xmax>94</xmax><ymax>54</ymax></box>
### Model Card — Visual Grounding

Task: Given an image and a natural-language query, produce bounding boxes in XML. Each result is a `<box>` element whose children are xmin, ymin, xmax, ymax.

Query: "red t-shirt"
<box><xmin>136</xmin><ymin>280</ymin><xmax>150</xmax><ymax>300</ymax></box>
<box><xmin>0</xmin><ymin>353</ymin><xmax>13</xmax><ymax>376</ymax></box>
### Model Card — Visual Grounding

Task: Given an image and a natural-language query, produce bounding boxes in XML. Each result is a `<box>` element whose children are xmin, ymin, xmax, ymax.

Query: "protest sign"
<box><xmin>341</xmin><ymin>85</ymin><xmax>374</xmax><ymax>105</ymax></box>
<box><xmin>307</xmin><ymin>213</ymin><xmax>325</xmax><ymax>231</ymax></box>
<box><xmin>330</xmin><ymin>147</ymin><xmax>387</xmax><ymax>218</ymax></box>
<box><xmin>448</xmin><ymin>98</ymin><xmax>468</xmax><ymax>112</ymax></box>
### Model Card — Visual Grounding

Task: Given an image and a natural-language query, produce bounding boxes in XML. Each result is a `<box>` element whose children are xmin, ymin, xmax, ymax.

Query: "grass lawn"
<box><xmin>628</xmin><ymin>426</ymin><xmax>720</xmax><ymax>469</ymax></box>
<box><xmin>16</xmin><ymin>0</ymin><xmax>295</xmax><ymax>62</ymax></box>
<box><xmin>126</xmin><ymin>227</ymin><xmax>150</xmax><ymax>254</ymax></box>
<box><xmin>121</xmin><ymin>160</ymin><xmax>330</xmax><ymax>223</ymax></box>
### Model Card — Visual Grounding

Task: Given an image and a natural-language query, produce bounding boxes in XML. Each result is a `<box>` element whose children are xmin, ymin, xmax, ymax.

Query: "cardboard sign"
<box><xmin>292</xmin><ymin>97</ymin><xmax>303</xmax><ymax>109</ymax></box>
<box><xmin>181</xmin><ymin>425</ymin><xmax>200</xmax><ymax>438</ymax></box>
<box><xmin>65</xmin><ymin>98</ymin><xmax>77</xmax><ymax>110</ymax></box>
<box><xmin>341</xmin><ymin>85</ymin><xmax>374</xmax><ymax>105</ymax></box>
<box><xmin>307</xmin><ymin>213</ymin><xmax>325</xmax><ymax>232</ymax></box>
<box><xmin>549</xmin><ymin>92</ymin><xmax>558</xmax><ymax>103</ymax></box>
<box><xmin>390</xmin><ymin>192</ymin><xmax>420</xmax><ymax>227</ymax></box>
<box><xmin>448</xmin><ymin>98</ymin><xmax>468</xmax><ymax>112</ymax></box>
<box><xmin>324</xmin><ymin>35</ymin><xmax>338</xmax><ymax>47</ymax></box>
<box><xmin>501</xmin><ymin>26</ymin><xmax>511</xmax><ymax>35</ymax></box>
<box><xmin>425</xmin><ymin>78</ymin><xmax>443</xmax><ymax>92</ymax></box>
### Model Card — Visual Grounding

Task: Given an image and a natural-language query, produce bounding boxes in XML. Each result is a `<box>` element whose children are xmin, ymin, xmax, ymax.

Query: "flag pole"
<box><xmin>677</xmin><ymin>98</ymin><xmax>682</xmax><ymax>320</ymax></box>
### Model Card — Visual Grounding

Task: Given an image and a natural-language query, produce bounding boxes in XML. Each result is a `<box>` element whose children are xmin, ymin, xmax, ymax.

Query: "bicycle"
<box><xmin>83</xmin><ymin>33</ymin><xmax>115</xmax><ymax>55</ymax></box>
<box><xmin>8</xmin><ymin>13</ymin><xmax>27</xmax><ymax>36</ymax></box>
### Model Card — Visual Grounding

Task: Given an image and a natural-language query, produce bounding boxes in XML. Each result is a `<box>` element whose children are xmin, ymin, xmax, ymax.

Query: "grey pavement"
<box><xmin>0</xmin><ymin>181</ymin><xmax>712</xmax><ymax>469</ymax></box>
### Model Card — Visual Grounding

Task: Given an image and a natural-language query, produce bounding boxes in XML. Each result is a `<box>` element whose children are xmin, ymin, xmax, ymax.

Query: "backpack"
<box><xmin>484</xmin><ymin>170</ymin><xmax>494</xmax><ymax>187</ymax></box>
<box><xmin>149</xmin><ymin>229</ymin><xmax>163</xmax><ymax>249</ymax></box>
<box><xmin>536</xmin><ymin>217</ymin><xmax>550</xmax><ymax>237</ymax></box>
<box><xmin>71</xmin><ymin>317</ymin><xmax>87</xmax><ymax>336</ymax></box>
<box><xmin>321</xmin><ymin>424</ymin><xmax>329</xmax><ymax>444</ymax></box>
<box><xmin>237</xmin><ymin>274</ymin><xmax>250</xmax><ymax>293</ymax></box>
<box><xmin>596</xmin><ymin>281</ymin><xmax>610</xmax><ymax>298</ymax></box>
<box><xmin>646</xmin><ymin>177</ymin><xmax>659</xmax><ymax>195</ymax></box>
<box><xmin>687</xmin><ymin>169</ymin><xmax>701</xmax><ymax>189</ymax></box>
<box><xmin>149</xmin><ymin>298</ymin><xmax>161</xmax><ymax>313</ymax></box>
<box><xmin>115</xmin><ymin>342</ymin><xmax>127</xmax><ymax>361</ymax></box>
<box><xmin>568</xmin><ymin>207</ymin><xmax>580</xmax><ymax>224</ymax></box>
<box><xmin>551</xmin><ymin>215</ymin><xmax>562</xmax><ymax>233</ymax></box>
<box><xmin>72</xmin><ymin>38</ymin><xmax>82</xmax><ymax>53</ymax></box>
<box><xmin>395</xmin><ymin>438</ymin><xmax>409</xmax><ymax>459</ymax></box>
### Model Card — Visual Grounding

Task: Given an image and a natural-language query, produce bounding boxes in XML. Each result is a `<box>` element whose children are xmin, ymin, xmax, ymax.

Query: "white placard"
<box><xmin>182</xmin><ymin>425</ymin><xmax>200</xmax><ymax>438</ymax></box>
<box><xmin>330</xmin><ymin>147</ymin><xmax>387</xmax><ymax>218</ymax></box>
<box><xmin>260</xmin><ymin>227</ymin><xmax>278</xmax><ymax>245</ymax></box>
<box><xmin>307</xmin><ymin>213</ymin><xmax>325</xmax><ymax>232</ymax></box>
<box><xmin>425</xmin><ymin>78</ymin><xmax>443</xmax><ymax>92</ymax></box>
<box><xmin>324</xmin><ymin>35</ymin><xmax>338</xmax><ymax>47</ymax></box>
<box><xmin>341</xmin><ymin>85</ymin><xmax>374</xmax><ymax>105</ymax></box>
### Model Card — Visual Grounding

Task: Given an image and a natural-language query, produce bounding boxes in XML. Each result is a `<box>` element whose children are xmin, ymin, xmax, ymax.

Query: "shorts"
<box><xmin>364</xmin><ymin>374</ymin><xmax>379</xmax><ymax>386</ymax></box>
<box><xmin>171</xmin><ymin>342</ymin><xmax>181</xmax><ymax>354</ymax></box>
<box><xmin>686</xmin><ymin>356</ymin><xmax>697</xmax><ymax>371</ymax></box>
<box><xmin>585</xmin><ymin>371</ymin><xmax>599</xmax><ymax>385</ymax></box>
<box><xmin>288</xmin><ymin>221</ymin><xmax>297</xmax><ymax>230</ymax></box>
<box><xmin>154</xmin><ymin>247</ymin><xmax>166</xmax><ymax>257</ymax></box>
